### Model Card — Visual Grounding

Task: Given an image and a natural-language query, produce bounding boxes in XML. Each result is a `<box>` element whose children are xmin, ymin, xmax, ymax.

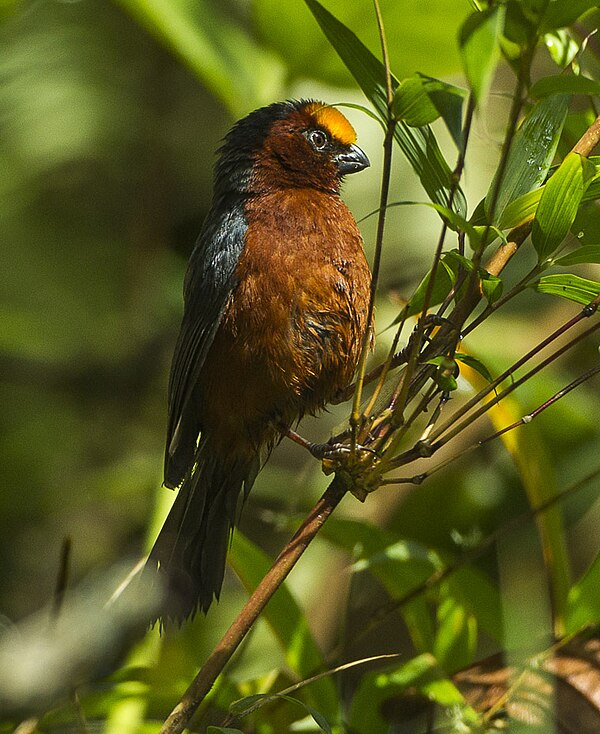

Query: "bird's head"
<box><xmin>215</xmin><ymin>99</ymin><xmax>370</xmax><ymax>196</ymax></box>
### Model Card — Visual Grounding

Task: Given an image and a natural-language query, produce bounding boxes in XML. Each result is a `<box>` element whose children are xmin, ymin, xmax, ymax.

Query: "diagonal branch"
<box><xmin>159</xmin><ymin>475</ymin><xmax>349</xmax><ymax>734</ymax></box>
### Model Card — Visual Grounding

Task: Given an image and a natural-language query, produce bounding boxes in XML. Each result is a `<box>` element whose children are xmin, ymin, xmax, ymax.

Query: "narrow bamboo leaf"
<box><xmin>443</xmin><ymin>249</ymin><xmax>474</xmax><ymax>271</ymax></box>
<box><xmin>498</xmin><ymin>187</ymin><xmax>542</xmax><ymax>229</ymax></box>
<box><xmin>378</xmin><ymin>653</ymin><xmax>478</xmax><ymax>715</ymax></box>
<box><xmin>531</xmin><ymin>74</ymin><xmax>600</xmax><ymax>99</ymax></box>
<box><xmin>393</xmin><ymin>75</ymin><xmax>467</xmax><ymax>150</ymax></box>
<box><xmin>304</xmin><ymin>0</ymin><xmax>467</xmax><ymax>216</ymax></box>
<box><xmin>447</xmin><ymin>567</ymin><xmax>504</xmax><ymax>641</ymax></box>
<box><xmin>422</xmin><ymin>202</ymin><xmax>479</xmax><ymax>239</ymax></box>
<box><xmin>395</xmin><ymin>259</ymin><xmax>455</xmax><ymax>321</ymax></box>
<box><xmin>434</xmin><ymin>597</ymin><xmax>477</xmax><ymax>672</ymax></box>
<box><xmin>459</xmin><ymin>6</ymin><xmax>504</xmax><ymax>105</ymax></box>
<box><xmin>442</xmin><ymin>250</ymin><xmax>503</xmax><ymax>301</ymax></box>
<box><xmin>349</xmin><ymin>673</ymin><xmax>391</xmax><ymax>734</ymax></box>
<box><xmin>531</xmin><ymin>273</ymin><xmax>600</xmax><ymax>306</ymax></box>
<box><xmin>229</xmin><ymin>533</ymin><xmax>338</xmax><ymax>721</ymax></box>
<box><xmin>499</xmin><ymin>158</ymin><xmax>600</xmax><ymax>230</ymax></box>
<box><xmin>567</xmin><ymin>551</ymin><xmax>600</xmax><ymax>632</ymax></box>
<box><xmin>486</xmin><ymin>94</ymin><xmax>569</xmax><ymax>223</ymax></box>
<box><xmin>504</xmin><ymin>1</ymin><xmax>538</xmax><ymax>48</ymax></box>
<box><xmin>454</xmin><ymin>353</ymin><xmax>494</xmax><ymax>383</ymax></box>
<box><xmin>354</xmin><ymin>538</ymin><xmax>439</xmax><ymax>653</ymax></box>
<box><xmin>554</xmin><ymin>244</ymin><xmax>600</xmax><ymax>266</ymax></box>
<box><xmin>532</xmin><ymin>152</ymin><xmax>596</xmax><ymax>260</ymax></box>
<box><xmin>584</xmin><ymin>175</ymin><xmax>600</xmax><ymax>202</ymax></box>
<box><xmin>321</xmin><ymin>518</ymin><xmax>436</xmax><ymax>652</ymax></box>
<box><xmin>426</xmin><ymin>78</ymin><xmax>467</xmax><ymax>150</ymax></box>
<box><xmin>540</xmin><ymin>0</ymin><xmax>600</xmax><ymax>32</ymax></box>
<box><xmin>393</xmin><ymin>75</ymin><xmax>440</xmax><ymax>127</ymax></box>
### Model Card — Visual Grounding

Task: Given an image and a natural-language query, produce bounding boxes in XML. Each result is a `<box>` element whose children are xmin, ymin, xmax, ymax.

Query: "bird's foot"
<box><xmin>306</xmin><ymin>440</ymin><xmax>378</xmax><ymax>461</ymax></box>
<box><xmin>279</xmin><ymin>424</ymin><xmax>377</xmax><ymax>461</ymax></box>
<box><xmin>279</xmin><ymin>423</ymin><xmax>380</xmax><ymax>501</ymax></box>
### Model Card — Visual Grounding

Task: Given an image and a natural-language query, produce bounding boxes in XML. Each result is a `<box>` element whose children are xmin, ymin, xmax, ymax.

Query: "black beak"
<box><xmin>335</xmin><ymin>143</ymin><xmax>370</xmax><ymax>175</ymax></box>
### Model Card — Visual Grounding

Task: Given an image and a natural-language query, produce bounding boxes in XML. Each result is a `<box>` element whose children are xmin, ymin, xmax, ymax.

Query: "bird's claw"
<box><xmin>307</xmin><ymin>441</ymin><xmax>378</xmax><ymax>461</ymax></box>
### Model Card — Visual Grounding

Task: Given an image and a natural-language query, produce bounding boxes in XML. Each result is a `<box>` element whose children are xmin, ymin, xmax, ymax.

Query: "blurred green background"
<box><xmin>2</xmin><ymin>2</ymin><xmax>600</xmax><ymax>711</ymax></box>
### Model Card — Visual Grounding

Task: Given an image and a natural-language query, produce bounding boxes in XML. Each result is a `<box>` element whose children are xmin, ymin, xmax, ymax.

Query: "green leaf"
<box><xmin>356</xmin><ymin>539</ymin><xmax>440</xmax><ymax>653</ymax></box>
<box><xmin>454</xmin><ymin>353</ymin><xmax>494</xmax><ymax>382</ymax></box>
<box><xmin>498</xmin><ymin>157</ymin><xmax>600</xmax><ymax>230</ymax></box>
<box><xmin>480</xmin><ymin>270</ymin><xmax>504</xmax><ymax>302</ymax></box>
<box><xmin>532</xmin><ymin>152</ymin><xmax>596</xmax><ymax>260</ymax></box>
<box><xmin>377</xmin><ymin>653</ymin><xmax>477</xmax><ymax>714</ymax></box>
<box><xmin>544</xmin><ymin>30</ymin><xmax>581</xmax><ymax>68</ymax></box>
<box><xmin>393</xmin><ymin>75</ymin><xmax>467</xmax><ymax>149</ymax></box>
<box><xmin>531</xmin><ymin>74</ymin><xmax>600</xmax><ymax>99</ymax></box>
<box><xmin>540</xmin><ymin>0</ymin><xmax>600</xmax><ymax>32</ymax></box>
<box><xmin>531</xmin><ymin>273</ymin><xmax>600</xmax><ymax>306</ymax></box>
<box><xmin>0</xmin><ymin>0</ymin><xmax>21</xmax><ymax>22</ymax></box>
<box><xmin>229</xmin><ymin>533</ymin><xmax>339</xmax><ymax>721</ymax></box>
<box><xmin>304</xmin><ymin>0</ymin><xmax>467</xmax><ymax>216</ymax></box>
<box><xmin>348</xmin><ymin>671</ymin><xmax>393</xmax><ymax>734</ymax></box>
<box><xmin>459</xmin><ymin>6</ymin><xmax>505</xmax><ymax>105</ymax></box>
<box><xmin>425</xmin><ymin>356</ymin><xmax>459</xmax><ymax>392</ymax></box>
<box><xmin>567</xmin><ymin>551</ymin><xmax>600</xmax><ymax>632</ymax></box>
<box><xmin>395</xmin><ymin>259</ymin><xmax>455</xmax><ymax>321</ymax></box>
<box><xmin>446</xmin><ymin>567</ymin><xmax>504</xmax><ymax>641</ymax></box>
<box><xmin>504</xmin><ymin>1</ymin><xmax>538</xmax><ymax>48</ymax></box>
<box><xmin>434</xmin><ymin>598</ymin><xmax>477</xmax><ymax>672</ymax></box>
<box><xmin>426</xmin><ymin>77</ymin><xmax>468</xmax><ymax>150</ymax></box>
<box><xmin>114</xmin><ymin>0</ymin><xmax>282</xmax><ymax>116</ymax></box>
<box><xmin>393</xmin><ymin>75</ymin><xmax>440</xmax><ymax>127</ymax></box>
<box><xmin>207</xmin><ymin>728</ymin><xmax>244</xmax><ymax>734</ymax></box>
<box><xmin>554</xmin><ymin>244</ymin><xmax>600</xmax><ymax>266</ymax></box>
<box><xmin>486</xmin><ymin>94</ymin><xmax>570</xmax><ymax>223</ymax></box>
<box><xmin>498</xmin><ymin>187</ymin><xmax>542</xmax><ymax>229</ymax></box>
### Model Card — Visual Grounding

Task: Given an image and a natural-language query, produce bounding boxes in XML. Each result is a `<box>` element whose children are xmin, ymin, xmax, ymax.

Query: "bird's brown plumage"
<box><xmin>148</xmin><ymin>100</ymin><xmax>371</xmax><ymax>622</ymax></box>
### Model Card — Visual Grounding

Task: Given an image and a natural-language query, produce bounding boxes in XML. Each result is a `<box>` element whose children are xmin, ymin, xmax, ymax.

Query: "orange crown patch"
<box><xmin>303</xmin><ymin>102</ymin><xmax>357</xmax><ymax>146</ymax></box>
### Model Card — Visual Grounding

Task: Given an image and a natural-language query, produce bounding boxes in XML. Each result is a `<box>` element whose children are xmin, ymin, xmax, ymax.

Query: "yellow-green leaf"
<box><xmin>486</xmin><ymin>94</ymin><xmax>569</xmax><ymax>223</ymax></box>
<box><xmin>459</xmin><ymin>6</ymin><xmax>504</xmax><ymax>105</ymax></box>
<box><xmin>393</xmin><ymin>75</ymin><xmax>440</xmax><ymax>127</ymax></box>
<box><xmin>532</xmin><ymin>152</ymin><xmax>596</xmax><ymax>261</ymax></box>
<box><xmin>531</xmin><ymin>273</ymin><xmax>600</xmax><ymax>306</ymax></box>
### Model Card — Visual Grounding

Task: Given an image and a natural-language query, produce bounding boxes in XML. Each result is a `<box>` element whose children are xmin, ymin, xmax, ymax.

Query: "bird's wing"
<box><xmin>165</xmin><ymin>200</ymin><xmax>247</xmax><ymax>486</ymax></box>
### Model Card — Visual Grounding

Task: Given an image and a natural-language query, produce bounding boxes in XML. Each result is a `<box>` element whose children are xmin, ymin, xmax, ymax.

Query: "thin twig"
<box><xmin>425</xmin><ymin>299</ymin><xmax>600</xmax><ymax>448</ymax></box>
<box><xmin>382</xmin><ymin>356</ymin><xmax>600</xmax><ymax>485</ymax></box>
<box><xmin>390</xmin><ymin>95</ymin><xmax>476</xmax><ymax>426</ymax></box>
<box><xmin>391</xmin><ymin>316</ymin><xmax>600</xmax><ymax>468</ymax></box>
<box><xmin>222</xmin><ymin>653</ymin><xmax>402</xmax><ymax>726</ymax></box>
<box><xmin>350</xmin><ymin>0</ymin><xmax>396</xmax><ymax>443</ymax></box>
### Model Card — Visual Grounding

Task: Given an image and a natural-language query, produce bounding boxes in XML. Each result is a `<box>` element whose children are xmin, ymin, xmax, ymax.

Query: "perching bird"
<box><xmin>148</xmin><ymin>99</ymin><xmax>371</xmax><ymax>623</ymax></box>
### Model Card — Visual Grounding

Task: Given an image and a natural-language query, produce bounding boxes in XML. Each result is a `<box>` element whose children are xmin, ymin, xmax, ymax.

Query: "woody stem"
<box><xmin>159</xmin><ymin>475</ymin><xmax>349</xmax><ymax>734</ymax></box>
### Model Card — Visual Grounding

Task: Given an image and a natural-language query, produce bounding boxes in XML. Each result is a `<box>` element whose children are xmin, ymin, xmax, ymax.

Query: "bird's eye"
<box><xmin>307</xmin><ymin>129</ymin><xmax>329</xmax><ymax>151</ymax></box>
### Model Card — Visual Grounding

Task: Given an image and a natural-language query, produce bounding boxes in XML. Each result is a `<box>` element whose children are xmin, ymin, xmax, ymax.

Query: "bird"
<box><xmin>147</xmin><ymin>99</ymin><xmax>372</xmax><ymax>623</ymax></box>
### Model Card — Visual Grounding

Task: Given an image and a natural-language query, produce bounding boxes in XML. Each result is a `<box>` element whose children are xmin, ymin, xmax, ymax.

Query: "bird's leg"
<box><xmin>277</xmin><ymin>423</ymin><xmax>377</xmax><ymax>460</ymax></box>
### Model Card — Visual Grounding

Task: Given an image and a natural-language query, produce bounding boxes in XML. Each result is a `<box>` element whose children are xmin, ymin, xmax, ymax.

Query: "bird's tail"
<box><xmin>147</xmin><ymin>440</ymin><xmax>259</xmax><ymax>623</ymax></box>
